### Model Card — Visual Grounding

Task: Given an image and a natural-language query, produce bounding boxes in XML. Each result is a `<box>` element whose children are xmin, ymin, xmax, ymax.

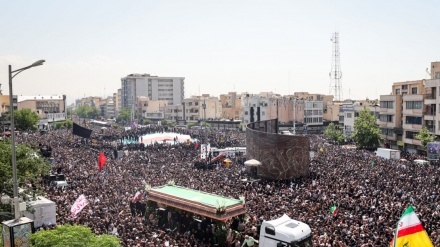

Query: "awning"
<box><xmin>244</xmin><ymin>159</ymin><xmax>262</xmax><ymax>167</ymax></box>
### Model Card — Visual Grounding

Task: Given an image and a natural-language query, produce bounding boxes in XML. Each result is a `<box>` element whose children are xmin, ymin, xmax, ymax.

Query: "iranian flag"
<box><xmin>390</xmin><ymin>206</ymin><xmax>433</xmax><ymax>247</ymax></box>
<box><xmin>330</xmin><ymin>204</ymin><xmax>338</xmax><ymax>216</ymax></box>
<box><xmin>132</xmin><ymin>191</ymin><xmax>142</xmax><ymax>203</ymax></box>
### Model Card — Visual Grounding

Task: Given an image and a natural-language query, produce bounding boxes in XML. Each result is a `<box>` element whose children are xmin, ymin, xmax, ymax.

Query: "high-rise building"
<box><xmin>120</xmin><ymin>74</ymin><xmax>184</xmax><ymax>110</ymax></box>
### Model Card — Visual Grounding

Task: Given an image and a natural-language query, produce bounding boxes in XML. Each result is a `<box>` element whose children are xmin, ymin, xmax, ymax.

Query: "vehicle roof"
<box><xmin>261</xmin><ymin>214</ymin><xmax>312</xmax><ymax>242</ymax></box>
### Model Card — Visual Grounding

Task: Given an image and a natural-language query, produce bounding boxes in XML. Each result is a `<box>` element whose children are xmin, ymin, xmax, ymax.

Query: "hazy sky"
<box><xmin>1</xmin><ymin>0</ymin><xmax>439</xmax><ymax>104</ymax></box>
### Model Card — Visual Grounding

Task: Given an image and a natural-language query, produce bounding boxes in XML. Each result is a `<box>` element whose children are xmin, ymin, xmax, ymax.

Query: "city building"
<box><xmin>342</xmin><ymin>100</ymin><xmax>380</xmax><ymax>138</ymax></box>
<box><xmin>220</xmin><ymin>92</ymin><xmax>242</xmax><ymax>120</ymax></box>
<box><xmin>379</xmin><ymin>79</ymin><xmax>427</xmax><ymax>152</ymax></box>
<box><xmin>199</xmin><ymin>94</ymin><xmax>222</xmax><ymax>120</ymax></box>
<box><xmin>241</xmin><ymin>93</ymin><xmax>280</xmax><ymax>128</ymax></box>
<box><xmin>136</xmin><ymin>96</ymin><xmax>168</xmax><ymax>122</ymax></box>
<box><xmin>120</xmin><ymin>74</ymin><xmax>184</xmax><ymax>111</ymax></box>
<box><xmin>102</xmin><ymin>96</ymin><xmax>115</xmax><ymax>119</ymax></box>
<box><xmin>182</xmin><ymin>96</ymin><xmax>200</xmax><ymax>123</ymax></box>
<box><xmin>164</xmin><ymin>105</ymin><xmax>184</xmax><ymax>122</ymax></box>
<box><xmin>17</xmin><ymin>95</ymin><xmax>67</xmax><ymax>128</ymax></box>
<box><xmin>422</xmin><ymin>61</ymin><xmax>440</xmax><ymax>137</ymax></box>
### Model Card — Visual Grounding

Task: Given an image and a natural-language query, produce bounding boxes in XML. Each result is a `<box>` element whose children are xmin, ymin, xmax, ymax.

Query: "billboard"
<box><xmin>427</xmin><ymin>142</ymin><xmax>440</xmax><ymax>160</ymax></box>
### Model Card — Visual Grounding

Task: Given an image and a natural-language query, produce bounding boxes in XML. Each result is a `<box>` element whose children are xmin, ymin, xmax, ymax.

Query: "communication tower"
<box><xmin>329</xmin><ymin>32</ymin><xmax>342</xmax><ymax>101</ymax></box>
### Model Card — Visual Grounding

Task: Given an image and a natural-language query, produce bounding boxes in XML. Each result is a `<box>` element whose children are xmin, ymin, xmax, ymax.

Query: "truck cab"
<box><xmin>259</xmin><ymin>214</ymin><xmax>313</xmax><ymax>247</ymax></box>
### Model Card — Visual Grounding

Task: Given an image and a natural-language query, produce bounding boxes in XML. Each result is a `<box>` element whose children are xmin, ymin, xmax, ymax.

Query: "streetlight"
<box><xmin>8</xmin><ymin>60</ymin><xmax>45</xmax><ymax>220</ymax></box>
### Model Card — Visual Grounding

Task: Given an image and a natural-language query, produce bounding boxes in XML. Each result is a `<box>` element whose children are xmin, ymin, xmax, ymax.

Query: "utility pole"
<box><xmin>293</xmin><ymin>98</ymin><xmax>297</xmax><ymax>135</ymax></box>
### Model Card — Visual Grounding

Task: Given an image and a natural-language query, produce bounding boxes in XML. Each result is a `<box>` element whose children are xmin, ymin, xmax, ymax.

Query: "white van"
<box><xmin>414</xmin><ymin>159</ymin><xmax>429</xmax><ymax>165</ymax></box>
<box><xmin>259</xmin><ymin>214</ymin><xmax>312</xmax><ymax>247</ymax></box>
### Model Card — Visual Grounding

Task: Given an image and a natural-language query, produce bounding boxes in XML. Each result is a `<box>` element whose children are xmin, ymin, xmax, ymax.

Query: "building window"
<box><xmin>405</xmin><ymin>101</ymin><xmax>422</xmax><ymax>109</ymax></box>
<box><xmin>395</xmin><ymin>89</ymin><xmax>400</xmax><ymax>95</ymax></box>
<box><xmin>380</xmin><ymin>101</ymin><xmax>394</xmax><ymax>109</ymax></box>
<box><xmin>402</xmin><ymin>85</ymin><xmax>408</xmax><ymax>90</ymax></box>
<box><xmin>411</xmin><ymin>87</ymin><xmax>417</xmax><ymax>94</ymax></box>
<box><xmin>405</xmin><ymin>131</ymin><xmax>418</xmax><ymax>139</ymax></box>
<box><xmin>381</xmin><ymin>128</ymin><xmax>394</xmax><ymax>136</ymax></box>
<box><xmin>436</xmin><ymin>72</ymin><xmax>440</xmax><ymax>79</ymax></box>
<box><xmin>405</xmin><ymin>116</ymin><xmax>422</xmax><ymax>125</ymax></box>
<box><xmin>346</xmin><ymin>113</ymin><xmax>352</xmax><ymax>118</ymax></box>
<box><xmin>379</xmin><ymin>114</ymin><xmax>393</xmax><ymax>122</ymax></box>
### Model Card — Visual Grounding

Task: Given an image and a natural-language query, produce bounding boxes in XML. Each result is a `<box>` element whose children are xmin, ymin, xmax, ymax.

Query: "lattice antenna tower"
<box><xmin>329</xmin><ymin>32</ymin><xmax>342</xmax><ymax>101</ymax></box>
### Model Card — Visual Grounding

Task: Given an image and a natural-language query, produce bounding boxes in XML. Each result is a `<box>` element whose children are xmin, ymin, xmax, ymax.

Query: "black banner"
<box><xmin>73</xmin><ymin>122</ymin><xmax>93</xmax><ymax>138</ymax></box>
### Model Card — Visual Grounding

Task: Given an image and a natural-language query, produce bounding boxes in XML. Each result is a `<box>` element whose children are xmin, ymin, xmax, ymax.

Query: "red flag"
<box><xmin>98</xmin><ymin>152</ymin><xmax>107</xmax><ymax>171</ymax></box>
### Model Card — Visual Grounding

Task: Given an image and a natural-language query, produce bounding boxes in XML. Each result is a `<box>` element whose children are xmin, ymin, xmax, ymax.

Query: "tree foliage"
<box><xmin>0</xmin><ymin>140</ymin><xmax>50</xmax><ymax>216</ymax></box>
<box><xmin>324</xmin><ymin>123</ymin><xmax>344</xmax><ymax>144</ymax></box>
<box><xmin>7</xmin><ymin>109</ymin><xmax>39</xmax><ymax>131</ymax></box>
<box><xmin>116</xmin><ymin>107</ymin><xmax>131</xmax><ymax>123</ymax></box>
<box><xmin>75</xmin><ymin>105</ymin><xmax>101</xmax><ymax>119</ymax></box>
<box><xmin>351</xmin><ymin>108</ymin><xmax>381</xmax><ymax>149</ymax></box>
<box><xmin>415</xmin><ymin>127</ymin><xmax>436</xmax><ymax>148</ymax></box>
<box><xmin>31</xmin><ymin>224</ymin><xmax>121</xmax><ymax>247</ymax></box>
<box><xmin>161</xmin><ymin>119</ymin><xmax>176</xmax><ymax>127</ymax></box>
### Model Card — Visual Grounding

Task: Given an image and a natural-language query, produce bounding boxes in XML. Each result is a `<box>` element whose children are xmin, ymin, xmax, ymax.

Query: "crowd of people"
<box><xmin>14</xmin><ymin>123</ymin><xmax>440</xmax><ymax>246</ymax></box>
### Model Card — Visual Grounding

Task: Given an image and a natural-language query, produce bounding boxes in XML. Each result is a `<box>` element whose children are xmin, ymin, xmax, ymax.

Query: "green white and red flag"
<box><xmin>330</xmin><ymin>204</ymin><xmax>338</xmax><ymax>216</ymax></box>
<box><xmin>389</xmin><ymin>205</ymin><xmax>433</xmax><ymax>247</ymax></box>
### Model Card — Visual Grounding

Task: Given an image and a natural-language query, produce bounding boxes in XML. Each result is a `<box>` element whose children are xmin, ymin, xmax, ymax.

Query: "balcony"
<box><xmin>379</xmin><ymin>121</ymin><xmax>396</xmax><ymax>128</ymax></box>
<box><xmin>380</xmin><ymin>133</ymin><xmax>396</xmax><ymax>141</ymax></box>
<box><xmin>402</xmin><ymin>108</ymin><xmax>423</xmax><ymax>115</ymax></box>
<box><xmin>402</xmin><ymin>123</ymin><xmax>423</xmax><ymax>131</ymax></box>
<box><xmin>403</xmin><ymin>138</ymin><xmax>421</xmax><ymax>146</ymax></box>
<box><xmin>424</xmin><ymin>97</ymin><xmax>436</xmax><ymax>105</ymax></box>
<box><xmin>424</xmin><ymin>114</ymin><xmax>436</xmax><ymax>121</ymax></box>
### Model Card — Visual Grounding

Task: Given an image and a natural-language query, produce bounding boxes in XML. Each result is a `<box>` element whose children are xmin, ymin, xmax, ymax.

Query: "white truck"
<box><xmin>259</xmin><ymin>214</ymin><xmax>313</xmax><ymax>247</ymax></box>
<box><xmin>376</xmin><ymin>148</ymin><xmax>401</xmax><ymax>160</ymax></box>
<box><xmin>23</xmin><ymin>196</ymin><xmax>56</xmax><ymax>228</ymax></box>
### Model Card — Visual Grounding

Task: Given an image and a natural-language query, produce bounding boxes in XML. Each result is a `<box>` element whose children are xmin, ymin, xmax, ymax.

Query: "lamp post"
<box><xmin>8</xmin><ymin>60</ymin><xmax>45</xmax><ymax>220</ymax></box>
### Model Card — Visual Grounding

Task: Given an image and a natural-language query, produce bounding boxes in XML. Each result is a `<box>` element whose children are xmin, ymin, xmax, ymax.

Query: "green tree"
<box><xmin>324</xmin><ymin>123</ymin><xmax>344</xmax><ymax>144</ymax></box>
<box><xmin>116</xmin><ymin>107</ymin><xmax>131</xmax><ymax>123</ymax></box>
<box><xmin>75</xmin><ymin>105</ymin><xmax>101</xmax><ymax>119</ymax></box>
<box><xmin>187</xmin><ymin>122</ymin><xmax>197</xmax><ymax>128</ymax></box>
<box><xmin>31</xmin><ymin>224</ymin><xmax>120</xmax><ymax>247</ymax></box>
<box><xmin>415</xmin><ymin>127</ymin><xmax>436</xmax><ymax>148</ymax></box>
<box><xmin>8</xmin><ymin>109</ymin><xmax>39</xmax><ymax>131</ymax></box>
<box><xmin>161</xmin><ymin>119</ymin><xmax>176</xmax><ymax>127</ymax></box>
<box><xmin>351</xmin><ymin>108</ymin><xmax>381</xmax><ymax>149</ymax></box>
<box><xmin>0</xmin><ymin>140</ymin><xmax>50</xmax><ymax>216</ymax></box>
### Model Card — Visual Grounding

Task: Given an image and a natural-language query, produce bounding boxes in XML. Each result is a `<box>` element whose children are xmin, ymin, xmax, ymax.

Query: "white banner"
<box><xmin>201</xmin><ymin>144</ymin><xmax>207</xmax><ymax>159</ymax></box>
<box><xmin>71</xmin><ymin>194</ymin><xmax>89</xmax><ymax>218</ymax></box>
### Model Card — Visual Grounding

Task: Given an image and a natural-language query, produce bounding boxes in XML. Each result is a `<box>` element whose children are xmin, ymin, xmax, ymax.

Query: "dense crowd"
<box><xmin>15</xmin><ymin>124</ymin><xmax>440</xmax><ymax>246</ymax></box>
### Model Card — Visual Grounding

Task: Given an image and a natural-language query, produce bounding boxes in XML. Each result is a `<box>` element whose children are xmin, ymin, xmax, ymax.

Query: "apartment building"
<box><xmin>199</xmin><ymin>94</ymin><xmax>222</xmax><ymax>120</ymax></box>
<box><xmin>164</xmin><ymin>105</ymin><xmax>184</xmax><ymax>122</ymax></box>
<box><xmin>17</xmin><ymin>95</ymin><xmax>67</xmax><ymax>123</ymax></box>
<box><xmin>342</xmin><ymin>100</ymin><xmax>380</xmax><ymax>138</ymax></box>
<box><xmin>0</xmin><ymin>95</ymin><xmax>16</xmax><ymax>117</ymax></box>
<box><xmin>241</xmin><ymin>93</ymin><xmax>280</xmax><ymax>127</ymax></box>
<box><xmin>120</xmin><ymin>73</ymin><xmax>184</xmax><ymax>110</ymax></box>
<box><xmin>136</xmin><ymin>96</ymin><xmax>168</xmax><ymax>121</ymax></box>
<box><xmin>379</xmin><ymin>79</ymin><xmax>427</xmax><ymax>152</ymax></box>
<box><xmin>182</xmin><ymin>97</ymin><xmax>200</xmax><ymax>123</ymax></box>
<box><xmin>422</xmin><ymin>62</ymin><xmax>440</xmax><ymax>137</ymax></box>
<box><xmin>101</xmin><ymin>97</ymin><xmax>115</xmax><ymax>119</ymax></box>
<box><xmin>220</xmin><ymin>92</ymin><xmax>242</xmax><ymax>120</ymax></box>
